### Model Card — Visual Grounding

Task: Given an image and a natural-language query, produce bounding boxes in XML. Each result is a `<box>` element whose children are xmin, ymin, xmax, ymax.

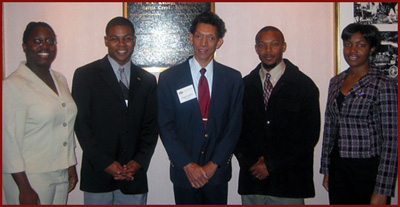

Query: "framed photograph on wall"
<box><xmin>124</xmin><ymin>2</ymin><xmax>214</xmax><ymax>72</ymax></box>
<box><xmin>336</xmin><ymin>2</ymin><xmax>398</xmax><ymax>82</ymax></box>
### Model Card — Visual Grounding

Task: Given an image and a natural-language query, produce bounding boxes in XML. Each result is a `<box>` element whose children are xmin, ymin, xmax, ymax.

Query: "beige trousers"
<box><xmin>2</xmin><ymin>168</ymin><xmax>69</xmax><ymax>204</ymax></box>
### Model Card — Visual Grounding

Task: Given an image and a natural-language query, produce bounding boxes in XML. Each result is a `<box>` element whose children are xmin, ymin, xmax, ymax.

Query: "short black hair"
<box><xmin>190</xmin><ymin>11</ymin><xmax>226</xmax><ymax>39</ymax></box>
<box><xmin>255</xmin><ymin>26</ymin><xmax>285</xmax><ymax>43</ymax></box>
<box><xmin>105</xmin><ymin>17</ymin><xmax>135</xmax><ymax>36</ymax></box>
<box><xmin>23</xmin><ymin>22</ymin><xmax>56</xmax><ymax>44</ymax></box>
<box><xmin>341</xmin><ymin>23</ymin><xmax>381</xmax><ymax>50</ymax></box>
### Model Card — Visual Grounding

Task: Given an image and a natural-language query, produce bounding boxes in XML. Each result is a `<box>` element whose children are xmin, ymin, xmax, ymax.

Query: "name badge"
<box><xmin>177</xmin><ymin>85</ymin><xmax>196</xmax><ymax>104</ymax></box>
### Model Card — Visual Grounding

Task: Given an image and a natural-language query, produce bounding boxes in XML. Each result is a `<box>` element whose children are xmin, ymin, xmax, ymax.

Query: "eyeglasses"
<box><xmin>32</xmin><ymin>38</ymin><xmax>57</xmax><ymax>46</ymax></box>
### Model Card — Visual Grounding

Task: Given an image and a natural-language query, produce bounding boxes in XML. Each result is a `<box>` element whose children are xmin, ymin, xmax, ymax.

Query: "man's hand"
<box><xmin>322</xmin><ymin>174</ymin><xmax>329</xmax><ymax>192</ymax></box>
<box><xmin>183</xmin><ymin>163</ymin><xmax>208</xmax><ymax>189</ymax></box>
<box><xmin>67</xmin><ymin>165</ymin><xmax>78</xmax><ymax>193</ymax></box>
<box><xmin>202</xmin><ymin>161</ymin><xmax>218</xmax><ymax>179</ymax></box>
<box><xmin>121</xmin><ymin>160</ymin><xmax>142</xmax><ymax>181</ymax></box>
<box><xmin>105</xmin><ymin>161</ymin><xmax>125</xmax><ymax>180</ymax></box>
<box><xmin>249</xmin><ymin>156</ymin><xmax>269</xmax><ymax>180</ymax></box>
<box><xmin>370</xmin><ymin>193</ymin><xmax>387</xmax><ymax>205</ymax></box>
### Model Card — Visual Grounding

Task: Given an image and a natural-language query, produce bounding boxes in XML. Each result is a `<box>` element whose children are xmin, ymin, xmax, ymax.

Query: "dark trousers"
<box><xmin>173</xmin><ymin>183</ymin><xmax>228</xmax><ymax>205</ymax></box>
<box><xmin>328</xmin><ymin>151</ymin><xmax>389</xmax><ymax>205</ymax></box>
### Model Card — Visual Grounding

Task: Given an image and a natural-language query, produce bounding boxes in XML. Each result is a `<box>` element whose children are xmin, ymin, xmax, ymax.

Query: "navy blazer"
<box><xmin>72</xmin><ymin>56</ymin><xmax>158</xmax><ymax>194</ymax></box>
<box><xmin>158</xmin><ymin>57</ymin><xmax>243</xmax><ymax>188</ymax></box>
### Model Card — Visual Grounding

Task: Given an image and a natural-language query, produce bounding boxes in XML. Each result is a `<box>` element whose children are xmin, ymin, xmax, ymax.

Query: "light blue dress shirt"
<box><xmin>189</xmin><ymin>57</ymin><xmax>213</xmax><ymax>98</ymax></box>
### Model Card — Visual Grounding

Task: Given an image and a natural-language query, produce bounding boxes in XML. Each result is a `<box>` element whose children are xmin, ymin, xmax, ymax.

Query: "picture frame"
<box><xmin>336</xmin><ymin>2</ymin><xmax>398</xmax><ymax>82</ymax></box>
<box><xmin>123</xmin><ymin>2</ymin><xmax>214</xmax><ymax>72</ymax></box>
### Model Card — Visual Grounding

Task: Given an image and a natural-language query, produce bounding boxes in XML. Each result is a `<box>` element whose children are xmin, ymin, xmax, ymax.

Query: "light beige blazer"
<box><xmin>2</xmin><ymin>62</ymin><xmax>77</xmax><ymax>174</ymax></box>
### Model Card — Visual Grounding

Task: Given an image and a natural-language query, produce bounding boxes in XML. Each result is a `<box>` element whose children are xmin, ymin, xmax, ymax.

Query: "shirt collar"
<box><xmin>107</xmin><ymin>55</ymin><xmax>131</xmax><ymax>80</ymax></box>
<box><xmin>259</xmin><ymin>60</ymin><xmax>285</xmax><ymax>86</ymax></box>
<box><xmin>189</xmin><ymin>57</ymin><xmax>214</xmax><ymax>77</ymax></box>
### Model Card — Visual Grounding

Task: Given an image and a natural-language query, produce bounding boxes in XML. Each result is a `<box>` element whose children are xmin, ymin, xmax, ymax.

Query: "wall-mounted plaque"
<box><xmin>124</xmin><ymin>2</ymin><xmax>213</xmax><ymax>72</ymax></box>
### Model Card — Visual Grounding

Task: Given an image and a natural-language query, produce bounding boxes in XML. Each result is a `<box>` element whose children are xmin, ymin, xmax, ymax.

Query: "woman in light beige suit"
<box><xmin>2</xmin><ymin>22</ymin><xmax>78</xmax><ymax>205</ymax></box>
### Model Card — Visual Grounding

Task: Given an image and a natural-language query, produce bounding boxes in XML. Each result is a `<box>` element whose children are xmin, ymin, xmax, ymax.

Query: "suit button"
<box><xmin>63</xmin><ymin>123</ymin><xmax>67</xmax><ymax>127</ymax></box>
<box><xmin>201</xmin><ymin>151</ymin><xmax>205</xmax><ymax>154</ymax></box>
<box><xmin>124</xmin><ymin>131</ymin><xmax>128</xmax><ymax>135</ymax></box>
<box><xmin>266</xmin><ymin>121</ymin><xmax>271</xmax><ymax>125</ymax></box>
<box><xmin>205</xmin><ymin>134</ymin><xmax>209</xmax><ymax>138</ymax></box>
<box><xmin>62</xmin><ymin>103</ymin><xmax>66</xmax><ymax>107</ymax></box>
<box><xmin>63</xmin><ymin>142</ymin><xmax>67</xmax><ymax>147</ymax></box>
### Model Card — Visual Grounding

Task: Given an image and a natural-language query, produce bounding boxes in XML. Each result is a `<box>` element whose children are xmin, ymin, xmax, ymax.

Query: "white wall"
<box><xmin>2</xmin><ymin>2</ymin><xmax>397</xmax><ymax>205</ymax></box>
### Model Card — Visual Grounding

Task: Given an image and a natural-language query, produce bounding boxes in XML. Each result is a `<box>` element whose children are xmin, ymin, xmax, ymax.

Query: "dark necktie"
<box><xmin>263</xmin><ymin>73</ymin><xmax>273</xmax><ymax>108</ymax></box>
<box><xmin>119</xmin><ymin>67</ymin><xmax>129</xmax><ymax>101</ymax></box>
<box><xmin>198</xmin><ymin>68</ymin><xmax>210</xmax><ymax>128</ymax></box>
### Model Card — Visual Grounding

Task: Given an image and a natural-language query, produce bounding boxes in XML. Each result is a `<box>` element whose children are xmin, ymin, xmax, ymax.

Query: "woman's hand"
<box><xmin>370</xmin><ymin>193</ymin><xmax>387</xmax><ymax>205</ymax></box>
<box><xmin>19</xmin><ymin>186</ymin><xmax>40</xmax><ymax>205</ymax></box>
<box><xmin>68</xmin><ymin>165</ymin><xmax>78</xmax><ymax>193</ymax></box>
<box><xmin>12</xmin><ymin>172</ymin><xmax>40</xmax><ymax>204</ymax></box>
<box><xmin>322</xmin><ymin>174</ymin><xmax>329</xmax><ymax>192</ymax></box>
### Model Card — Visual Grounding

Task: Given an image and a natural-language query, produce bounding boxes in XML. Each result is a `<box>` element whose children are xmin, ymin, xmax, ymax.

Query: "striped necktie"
<box><xmin>263</xmin><ymin>73</ymin><xmax>273</xmax><ymax>108</ymax></box>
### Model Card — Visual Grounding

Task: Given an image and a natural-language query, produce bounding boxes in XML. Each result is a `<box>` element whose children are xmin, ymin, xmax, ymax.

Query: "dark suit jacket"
<box><xmin>72</xmin><ymin>56</ymin><xmax>158</xmax><ymax>194</ymax></box>
<box><xmin>158</xmin><ymin>57</ymin><xmax>243</xmax><ymax>188</ymax></box>
<box><xmin>235</xmin><ymin>59</ymin><xmax>320</xmax><ymax>198</ymax></box>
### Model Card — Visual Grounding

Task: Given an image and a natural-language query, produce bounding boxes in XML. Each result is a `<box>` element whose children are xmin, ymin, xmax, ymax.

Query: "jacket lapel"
<box><xmin>208</xmin><ymin>62</ymin><xmax>219</xmax><ymax>121</ymax></box>
<box><xmin>128</xmin><ymin>63</ymin><xmax>142</xmax><ymax>101</ymax></box>
<box><xmin>348</xmin><ymin>71</ymin><xmax>372</xmax><ymax>96</ymax></box>
<box><xmin>18</xmin><ymin>63</ymin><xmax>59</xmax><ymax>99</ymax></box>
<box><xmin>179</xmin><ymin>59</ymin><xmax>204</xmax><ymax>128</ymax></box>
<box><xmin>207</xmin><ymin>61</ymin><xmax>225</xmax><ymax>132</ymax></box>
<box><xmin>249</xmin><ymin>64</ymin><xmax>264</xmax><ymax>95</ymax></box>
<box><xmin>270</xmin><ymin>59</ymin><xmax>297</xmax><ymax>96</ymax></box>
<box><xmin>178</xmin><ymin>60</ymin><xmax>196</xmax><ymax>89</ymax></box>
<box><xmin>98</xmin><ymin>57</ymin><xmax>126</xmax><ymax>104</ymax></box>
<box><xmin>51</xmin><ymin>70</ymin><xmax>68</xmax><ymax>100</ymax></box>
